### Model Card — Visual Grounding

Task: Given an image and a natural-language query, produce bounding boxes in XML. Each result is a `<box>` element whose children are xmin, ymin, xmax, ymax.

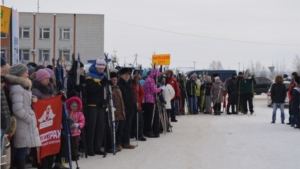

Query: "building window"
<box><xmin>19</xmin><ymin>27</ymin><xmax>30</xmax><ymax>39</ymax></box>
<box><xmin>59</xmin><ymin>29</ymin><xmax>70</xmax><ymax>40</ymax></box>
<box><xmin>59</xmin><ymin>50</ymin><xmax>70</xmax><ymax>61</ymax></box>
<box><xmin>19</xmin><ymin>49</ymin><xmax>30</xmax><ymax>61</ymax></box>
<box><xmin>39</xmin><ymin>28</ymin><xmax>50</xmax><ymax>39</ymax></box>
<box><xmin>38</xmin><ymin>50</ymin><xmax>50</xmax><ymax>62</ymax></box>
<box><xmin>1</xmin><ymin>49</ymin><xmax>6</xmax><ymax>58</ymax></box>
<box><xmin>1</xmin><ymin>33</ymin><xmax>7</xmax><ymax>38</ymax></box>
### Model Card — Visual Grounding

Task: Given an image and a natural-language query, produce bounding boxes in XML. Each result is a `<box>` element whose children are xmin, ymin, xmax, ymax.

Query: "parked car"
<box><xmin>185</xmin><ymin>70</ymin><xmax>236</xmax><ymax>82</ymax></box>
<box><xmin>253</xmin><ymin>77</ymin><xmax>273</xmax><ymax>94</ymax></box>
<box><xmin>267</xmin><ymin>81</ymin><xmax>290</xmax><ymax>107</ymax></box>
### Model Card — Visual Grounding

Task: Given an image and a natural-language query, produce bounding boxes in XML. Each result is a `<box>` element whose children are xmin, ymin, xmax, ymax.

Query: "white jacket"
<box><xmin>162</xmin><ymin>84</ymin><xmax>175</xmax><ymax>109</ymax></box>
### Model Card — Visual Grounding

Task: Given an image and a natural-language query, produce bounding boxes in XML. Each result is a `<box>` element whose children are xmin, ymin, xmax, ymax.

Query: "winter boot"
<box><xmin>271</xmin><ymin>121</ymin><xmax>275</xmax><ymax>123</ymax></box>
<box><xmin>16</xmin><ymin>160</ymin><xmax>25</xmax><ymax>169</ymax></box>
<box><xmin>226</xmin><ymin>105</ymin><xmax>231</xmax><ymax>115</ymax></box>
<box><xmin>116</xmin><ymin>144</ymin><xmax>122</xmax><ymax>152</ymax></box>
<box><xmin>122</xmin><ymin>143</ymin><xmax>136</xmax><ymax>149</ymax></box>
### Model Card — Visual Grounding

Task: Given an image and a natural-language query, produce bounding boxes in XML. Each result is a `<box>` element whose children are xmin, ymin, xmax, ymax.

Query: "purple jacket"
<box><xmin>143</xmin><ymin>69</ymin><xmax>161</xmax><ymax>104</ymax></box>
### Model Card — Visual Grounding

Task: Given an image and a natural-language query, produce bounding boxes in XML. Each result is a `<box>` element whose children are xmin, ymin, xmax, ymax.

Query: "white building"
<box><xmin>19</xmin><ymin>12</ymin><xmax>104</xmax><ymax>65</ymax></box>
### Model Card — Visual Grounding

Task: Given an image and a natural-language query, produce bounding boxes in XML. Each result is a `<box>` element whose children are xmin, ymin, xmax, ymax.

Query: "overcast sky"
<box><xmin>4</xmin><ymin>0</ymin><xmax>300</xmax><ymax>72</ymax></box>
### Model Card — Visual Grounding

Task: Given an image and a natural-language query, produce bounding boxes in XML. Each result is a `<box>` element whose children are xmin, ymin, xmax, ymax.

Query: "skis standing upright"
<box><xmin>104</xmin><ymin>54</ymin><xmax>116</xmax><ymax>155</ymax></box>
<box><xmin>222</xmin><ymin>78</ymin><xmax>229</xmax><ymax>114</ymax></box>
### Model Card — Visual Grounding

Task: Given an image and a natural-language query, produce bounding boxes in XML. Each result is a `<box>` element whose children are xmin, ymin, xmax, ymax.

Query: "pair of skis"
<box><xmin>104</xmin><ymin>54</ymin><xmax>116</xmax><ymax>155</ymax></box>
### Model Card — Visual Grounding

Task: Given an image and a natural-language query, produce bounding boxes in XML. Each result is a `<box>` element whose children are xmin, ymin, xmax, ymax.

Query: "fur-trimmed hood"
<box><xmin>66</xmin><ymin>97</ymin><xmax>83</xmax><ymax>111</ymax></box>
<box><xmin>5</xmin><ymin>74</ymin><xmax>32</xmax><ymax>90</ymax></box>
<box><xmin>32</xmin><ymin>79</ymin><xmax>55</xmax><ymax>96</ymax></box>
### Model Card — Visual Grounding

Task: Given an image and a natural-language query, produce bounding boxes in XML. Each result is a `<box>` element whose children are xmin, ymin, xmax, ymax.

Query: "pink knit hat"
<box><xmin>36</xmin><ymin>69</ymin><xmax>50</xmax><ymax>81</ymax></box>
<box><xmin>44</xmin><ymin>68</ymin><xmax>54</xmax><ymax>78</ymax></box>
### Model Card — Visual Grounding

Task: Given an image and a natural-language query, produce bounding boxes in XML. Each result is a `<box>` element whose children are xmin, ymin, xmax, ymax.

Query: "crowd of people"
<box><xmin>1</xmin><ymin>56</ymin><xmax>300</xmax><ymax>169</ymax></box>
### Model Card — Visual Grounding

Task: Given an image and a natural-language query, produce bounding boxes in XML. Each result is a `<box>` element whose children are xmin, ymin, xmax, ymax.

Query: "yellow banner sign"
<box><xmin>1</xmin><ymin>6</ymin><xmax>11</xmax><ymax>34</ymax></box>
<box><xmin>152</xmin><ymin>54</ymin><xmax>170</xmax><ymax>65</ymax></box>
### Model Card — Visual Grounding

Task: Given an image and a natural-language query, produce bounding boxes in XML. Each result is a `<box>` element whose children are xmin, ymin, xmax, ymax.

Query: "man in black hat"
<box><xmin>117</xmin><ymin>67</ymin><xmax>136</xmax><ymax>149</ymax></box>
<box><xmin>227</xmin><ymin>73</ymin><xmax>238</xmax><ymax>114</ymax></box>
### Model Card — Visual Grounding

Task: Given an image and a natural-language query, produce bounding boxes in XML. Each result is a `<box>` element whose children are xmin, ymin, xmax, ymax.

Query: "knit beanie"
<box><xmin>36</xmin><ymin>69</ymin><xmax>50</xmax><ymax>81</ymax></box>
<box><xmin>28</xmin><ymin>66</ymin><xmax>35</xmax><ymax>75</ymax></box>
<box><xmin>44</xmin><ymin>68</ymin><xmax>55</xmax><ymax>78</ymax></box>
<box><xmin>95</xmin><ymin>58</ymin><xmax>106</xmax><ymax>68</ymax></box>
<box><xmin>9</xmin><ymin>63</ymin><xmax>28</xmax><ymax>77</ymax></box>
<box><xmin>1</xmin><ymin>57</ymin><xmax>6</xmax><ymax>66</ymax></box>
<box><xmin>35</xmin><ymin>65</ymin><xmax>46</xmax><ymax>72</ymax></box>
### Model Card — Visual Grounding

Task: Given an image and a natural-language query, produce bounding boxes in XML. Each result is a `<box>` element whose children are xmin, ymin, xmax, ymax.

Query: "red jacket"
<box><xmin>167</xmin><ymin>77</ymin><xmax>181</xmax><ymax>100</ymax></box>
<box><xmin>288</xmin><ymin>82</ymin><xmax>295</xmax><ymax>101</ymax></box>
<box><xmin>132</xmin><ymin>81</ymin><xmax>145</xmax><ymax>111</ymax></box>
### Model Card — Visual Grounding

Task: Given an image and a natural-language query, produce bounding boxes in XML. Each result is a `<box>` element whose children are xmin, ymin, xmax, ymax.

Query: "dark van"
<box><xmin>185</xmin><ymin>70</ymin><xmax>237</xmax><ymax>82</ymax></box>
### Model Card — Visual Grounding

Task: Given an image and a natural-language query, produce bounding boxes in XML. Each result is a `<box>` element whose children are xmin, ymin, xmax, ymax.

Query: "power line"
<box><xmin>106</xmin><ymin>19</ymin><xmax>299</xmax><ymax>47</ymax></box>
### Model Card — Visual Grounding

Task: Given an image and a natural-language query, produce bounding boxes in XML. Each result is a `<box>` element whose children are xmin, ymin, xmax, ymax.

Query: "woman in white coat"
<box><xmin>161</xmin><ymin>77</ymin><xmax>175</xmax><ymax>131</ymax></box>
<box><xmin>6</xmin><ymin>63</ymin><xmax>41</xmax><ymax>169</ymax></box>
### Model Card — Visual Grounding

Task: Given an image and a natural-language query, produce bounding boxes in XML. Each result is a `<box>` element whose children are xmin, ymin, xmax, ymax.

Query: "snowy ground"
<box><xmin>21</xmin><ymin>97</ymin><xmax>298</xmax><ymax>169</ymax></box>
<box><xmin>70</xmin><ymin>98</ymin><xmax>299</xmax><ymax>169</ymax></box>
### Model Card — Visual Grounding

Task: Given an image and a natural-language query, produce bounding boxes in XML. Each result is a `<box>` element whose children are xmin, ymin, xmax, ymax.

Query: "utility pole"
<box><xmin>37</xmin><ymin>0</ymin><xmax>40</xmax><ymax>13</ymax></box>
<box><xmin>133</xmin><ymin>53</ymin><xmax>138</xmax><ymax>67</ymax></box>
<box><xmin>193</xmin><ymin>61</ymin><xmax>195</xmax><ymax>70</ymax></box>
<box><xmin>238</xmin><ymin>62</ymin><xmax>240</xmax><ymax>72</ymax></box>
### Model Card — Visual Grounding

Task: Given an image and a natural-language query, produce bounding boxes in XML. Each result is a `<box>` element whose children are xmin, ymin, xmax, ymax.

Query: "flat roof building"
<box><xmin>17</xmin><ymin>12</ymin><xmax>104</xmax><ymax>65</ymax></box>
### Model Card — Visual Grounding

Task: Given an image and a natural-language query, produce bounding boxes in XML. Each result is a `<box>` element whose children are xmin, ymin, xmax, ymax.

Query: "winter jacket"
<box><xmin>117</xmin><ymin>77</ymin><xmax>136</xmax><ymax>117</ymax></box>
<box><xmin>66</xmin><ymin>97</ymin><xmax>85</xmax><ymax>136</ymax></box>
<box><xmin>143</xmin><ymin>69</ymin><xmax>161</xmax><ymax>104</ymax></box>
<box><xmin>112</xmin><ymin>85</ymin><xmax>126</xmax><ymax>120</ymax></box>
<box><xmin>65</xmin><ymin>74</ymin><xmax>86</xmax><ymax>100</ymax></box>
<box><xmin>288</xmin><ymin>80</ymin><xmax>295</xmax><ymax>101</ymax></box>
<box><xmin>270</xmin><ymin>83</ymin><xmax>286</xmax><ymax>103</ymax></box>
<box><xmin>167</xmin><ymin>77</ymin><xmax>181</xmax><ymax>100</ymax></box>
<box><xmin>5</xmin><ymin>74</ymin><xmax>41</xmax><ymax>148</ymax></box>
<box><xmin>227</xmin><ymin>77</ymin><xmax>238</xmax><ymax>95</ymax></box>
<box><xmin>132</xmin><ymin>80</ymin><xmax>145</xmax><ymax>111</ymax></box>
<box><xmin>85</xmin><ymin>64</ymin><xmax>107</xmax><ymax>108</ymax></box>
<box><xmin>162</xmin><ymin>84</ymin><xmax>175</xmax><ymax>109</ymax></box>
<box><xmin>291</xmin><ymin>86</ymin><xmax>300</xmax><ymax>115</ymax></box>
<box><xmin>201</xmin><ymin>82</ymin><xmax>213</xmax><ymax>96</ymax></box>
<box><xmin>32</xmin><ymin>80</ymin><xmax>55</xmax><ymax>99</ymax></box>
<box><xmin>68</xmin><ymin>111</ymin><xmax>85</xmax><ymax>136</ymax></box>
<box><xmin>211</xmin><ymin>82</ymin><xmax>225</xmax><ymax>103</ymax></box>
<box><xmin>240</xmin><ymin>78</ymin><xmax>254</xmax><ymax>94</ymax></box>
<box><xmin>186</xmin><ymin>80</ymin><xmax>197</xmax><ymax>98</ymax></box>
<box><xmin>1</xmin><ymin>85</ymin><xmax>10</xmax><ymax>130</ymax></box>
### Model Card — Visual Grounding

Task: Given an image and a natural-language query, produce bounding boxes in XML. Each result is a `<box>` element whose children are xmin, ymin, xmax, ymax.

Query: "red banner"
<box><xmin>33</xmin><ymin>95</ymin><xmax>62</xmax><ymax>160</ymax></box>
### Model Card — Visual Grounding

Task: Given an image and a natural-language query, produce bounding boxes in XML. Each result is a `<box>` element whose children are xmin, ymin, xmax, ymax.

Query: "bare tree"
<box><xmin>209</xmin><ymin>60</ymin><xmax>223</xmax><ymax>70</ymax></box>
<box><xmin>260</xmin><ymin>66</ymin><xmax>267</xmax><ymax>78</ymax></box>
<box><xmin>293</xmin><ymin>55</ymin><xmax>300</xmax><ymax>75</ymax></box>
<box><xmin>276</xmin><ymin>59</ymin><xmax>287</xmax><ymax>75</ymax></box>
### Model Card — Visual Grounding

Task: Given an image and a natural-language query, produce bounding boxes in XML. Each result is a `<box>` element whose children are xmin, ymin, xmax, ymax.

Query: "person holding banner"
<box><xmin>6</xmin><ymin>63</ymin><xmax>41</xmax><ymax>169</ymax></box>
<box><xmin>32</xmin><ymin>69</ymin><xmax>56</xmax><ymax>169</ymax></box>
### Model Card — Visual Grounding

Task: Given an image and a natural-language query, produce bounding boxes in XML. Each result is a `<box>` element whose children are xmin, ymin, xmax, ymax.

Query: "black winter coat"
<box><xmin>227</xmin><ymin>77</ymin><xmax>237</xmax><ymax>95</ymax></box>
<box><xmin>85</xmin><ymin>75</ymin><xmax>107</xmax><ymax>108</ymax></box>
<box><xmin>117</xmin><ymin>78</ymin><xmax>136</xmax><ymax>117</ymax></box>
<box><xmin>270</xmin><ymin>83</ymin><xmax>286</xmax><ymax>103</ymax></box>
<box><xmin>201</xmin><ymin>82</ymin><xmax>213</xmax><ymax>96</ymax></box>
<box><xmin>186</xmin><ymin>80</ymin><xmax>197</xmax><ymax>97</ymax></box>
<box><xmin>1</xmin><ymin>85</ymin><xmax>10</xmax><ymax>130</ymax></box>
<box><xmin>291</xmin><ymin>86</ymin><xmax>300</xmax><ymax>115</ymax></box>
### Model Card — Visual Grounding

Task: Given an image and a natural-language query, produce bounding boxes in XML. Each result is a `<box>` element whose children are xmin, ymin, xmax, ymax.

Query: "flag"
<box><xmin>33</xmin><ymin>95</ymin><xmax>63</xmax><ymax>162</ymax></box>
